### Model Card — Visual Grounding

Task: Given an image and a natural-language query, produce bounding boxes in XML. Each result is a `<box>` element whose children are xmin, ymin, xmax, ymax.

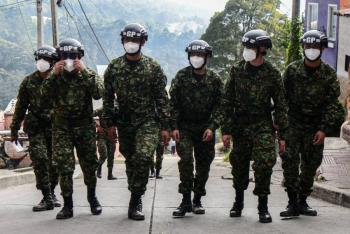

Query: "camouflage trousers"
<box><xmin>28</xmin><ymin>128</ymin><xmax>59</xmax><ymax>191</ymax></box>
<box><xmin>230</xmin><ymin>124</ymin><xmax>276</xmax><ymax>196</ymax></box>
<box><xmin>150</xmin><ymin>143</ymin><xmax>164</xmax><ymax>171</ymax></box>
<box><xmin>97</xmin><ymin>137</ymin><xmax>116</xmax><ymax>169</ymax></box>
<box><xmin>52</xmin><ymin>123</ymin><xmax>98</xmax><ymax>197</ymax></box>
<box><xmin>177</xmin><ymin>128</ymin><xmax>215</xmax><ymax>196</ymax></box>
<box><xmin>118</xmin><ymin>121</ymin><xmax>159</xmax><ymax>195</ymax></box>
<box><xmin>281</xmin><ymin>127</ymin><xmax>324</xmax><ymax>196</ymax></box>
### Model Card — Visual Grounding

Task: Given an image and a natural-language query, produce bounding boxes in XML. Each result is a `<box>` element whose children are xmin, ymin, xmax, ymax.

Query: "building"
<box><xmin>304</xmin><ymin>0</ymin><xmax>340</xmax><ymax>69</ymax></box>
<box><xmin>3</xmin><ymin>99</ymin><xmax>17</xmax><ymax>130</ymax></box>
<box><xmin>336</xmin><ymin>0</ymin><xmax>350</xmax><ymax>98</ymax></box>
<box><xmin>0</xmin><ymin>111</ymin><xmax>4</xmax><ymax>131</ymax></box>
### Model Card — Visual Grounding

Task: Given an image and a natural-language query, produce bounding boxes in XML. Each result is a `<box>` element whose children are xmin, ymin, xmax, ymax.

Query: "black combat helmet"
<box><xmin>34</xmin><ymin>45</ymin><xmax>59</xmax><ymax>61</ymax></box>
<box><xmin>300</xmin><ymin>30</ymin><xmax>328</xmax><ymax>48</ymax></box>
<box><xmin>242</xmin><ymin>29</ymin><xmax>272</xmax><ymax>49</ymax></box>
<box><xmin>185</xmin><ymin>40</ymin><xmax>213</xmax><ymax>57</ymax></box>
<box><xmin>120</xmin><ymin>23</ymin><xmax>148</xmax><ymax>43</ymax></box>
<box><xmin>56</xmin><ymin>38</ymin><xmax>84</xmax><ymax>58</ymax></box>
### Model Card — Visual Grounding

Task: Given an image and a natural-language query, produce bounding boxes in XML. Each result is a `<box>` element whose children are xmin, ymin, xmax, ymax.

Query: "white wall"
<box><xmin>337</xmin><ymin>16</ymin><xmax>350</xmax><ymax>100</ymax></box>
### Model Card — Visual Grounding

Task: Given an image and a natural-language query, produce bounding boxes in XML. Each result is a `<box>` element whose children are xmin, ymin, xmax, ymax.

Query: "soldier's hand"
<box><xmin>54</xmin><ymin>60</ymin><xmax>65</xmax><ymax>75</ymax></box>
<box><xmin>161</xmin><ymin>130</ymin><xmax>170</xmax><ymax>145</ymax></box>
<box><xmin>313</xmin><ymin>131</ymin><xmax>326</xmax><ymax>145</ymax></box>
<box><xmin>172</xmin><ymin>130</ymin><xmax>180</xmax><ymax>142</ymax></box>
<box><xmin>202</xmin><ymin>129</ymin><xmax>213</xmax><ymax>142</ymax></box>
<box><xmin>10</xmin><ymin>132</ymin><xmax>18</xmax><ymax>143</ymax></box>
<box><xmin>222</xmin><ymin>135</ymin><xmax>231</xmax><ymax>148</ymax></box>
<box><xmin>279</xmin><ymin>140</ymin><xmax>286</xmax><ymax>155</ymax></box>
<box><xmin>74</xmin><ymin>59</ymin><xmax>85</xmax><ymax>72</ymax></box>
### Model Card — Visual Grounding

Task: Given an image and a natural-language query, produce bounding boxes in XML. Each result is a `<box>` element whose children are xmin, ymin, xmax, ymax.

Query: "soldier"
<box><xmin>149</xmin><ymin>142</ymin><xmax>164</xmax><ymax>179</ymax></box>
<box><xmin>221</xmin><ymin>30</ymin><xmax>288</xmax><ymax>223</ymax></box>
<box><xmin>102</xmin><ymin>23</ymin><xmax>170</xmax><ymax>221</ymax></box>
<box><xmin>280</xmin><ymin>30</ymin><xmax>341</xmax><ymax>218</ymax></box>
<box><xmin>10</xmin><ymin>46</ymin><xmax>60</xmax><ymax>212</ymax></box>
<box><xmin>93</xmin><ymin>108</ymin><xmax>117</xmax><ymax>180</ymax></box>
<box><xmin>41</xmin><ymin>38</ymin><xmax>103</xmax><ymax>219</ymax></box>
<box><xmin>170</xmin><ymin>40</ymin><xmax>223</xmax><ymax>217</ymax></box>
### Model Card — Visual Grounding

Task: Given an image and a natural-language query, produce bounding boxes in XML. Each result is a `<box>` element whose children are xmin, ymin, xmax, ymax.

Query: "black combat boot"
<box><xmin>33</xmin><ymin>187</ymin><xmax>55</xmax><ymax>212</ymax></box>
<box><xmin>299</xmin><ymin>195</ymin><xmax>317</xmax><ymax>216</ymax></box>
<box><xmin>149</xmin><ymin>168</ymin><xmax>155</xmax><ymax>178</ymax></box>
<box><xmin>192</xmin><ymin>194</ymin><xmax>205</xmax><ymax>214</ymax></box>
<box><xmin>128</xmin><ymin>193</ymin><xmax>145</xmax><ymax>221</ymax></box>
<box><xmin>173</xmin><ymin>193</ymin><xmax>192</xmax><ymax>217</ymax></box>
<box><xmin>280</xmin><ymin>192</ymin><xmax>300</xmax><ymax>217</ymax></box>
<box><xmin>107</xmin><ymin>167</ymin><xmax>117</xmax><ymax>180</ymax></box>
<box><xmin>155</xmin><ymin>169</ymin><xmax>163</xmax><ymax>179</ymax></box>
<box><xmin>96</xmin><ymin>165</ymin><xmax>102</xmax><ymax>179</ymax></box>
<box><xmin>51</xmin><ymin>185</ymin><xmax>61</xmax><ymax>208</ymax></box>
<box><xmin>230</xmin><ymin>190</ymin><xmax>244</xmax><ymax>217</ymax></box>
<box><xmin>258</xmin><ymin>195</ymin><xmax>272</xmax><ymax>223</ymax></box>
<box><xmin>87</xmin><ymin>187</ymin><xmax>102</xmax><ymax>215</ymax></box>
<box><xmin>56</xmin><ymin>195</ymin><xmax>73</xmax><ymax>219</ymax></box>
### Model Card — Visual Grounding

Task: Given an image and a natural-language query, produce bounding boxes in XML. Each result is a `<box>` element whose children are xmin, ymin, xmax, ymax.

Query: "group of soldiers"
<box><xmin>10</xmin><ymin>22</ymin><xmax>342</xmax><ymax>224</ymax></box>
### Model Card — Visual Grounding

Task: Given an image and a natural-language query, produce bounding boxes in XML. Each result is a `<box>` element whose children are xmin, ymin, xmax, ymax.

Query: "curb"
<box><xmin>312</xmin><ymin>182</ymin><xmax>350</xmax><ymax>208</ymax></box>
<box><xmin>0</xmin><ymin>171</ymin><xmax>35</xmax><ymax>190</ymax></box>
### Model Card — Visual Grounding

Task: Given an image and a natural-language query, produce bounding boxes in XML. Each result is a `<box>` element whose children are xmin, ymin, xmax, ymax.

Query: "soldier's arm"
<box><xmin>169</xmin><ymin>74</ymin><xmax>180</xmax><ymax>130</ymax></box>
<box><xmin>82</xmin><ymin>69</ymin><xmax>104</xmax><ymax>100</ymax></box>
<box><xmin>207</xmin><ymin>74</ymin><xmax>224</xmax><ymax>131</ymax></box>
<box><xmin>41</xmin><ymin>72</ymin><xmax>58</xmax><ymax>102</ymax></box>
<box><xmin>102</xmin><ymin>64</ymin><xmax>116</xmax><ymax>128</ymax></box>
<box><xmin>10</xmin><ymin>78</ymin><xmax>29</xmax><ymax>136</ymax></box>
<box><xmin>153</xmin><ymin>64</ymin><xmax>171</xmax><ymax>131</ymax></box>
<box><xmin>320</xmin><ymin>71</ymin><xmax>341</xmax><ymax>135</ymax></box>
<box><xmin>220</xmin><ymin>68</ymin><xmax>237</xmax><ymax>135</ymax></box>
<box><xmin>271</xmin><ymin>69</ymin><xmax>288</xmax><ymax>140</ymax></box>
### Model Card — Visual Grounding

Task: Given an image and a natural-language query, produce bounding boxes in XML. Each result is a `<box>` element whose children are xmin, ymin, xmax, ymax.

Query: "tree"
<box><xmin>201</xmin><ymin>0</ymin><xmax>290</xmax><ymax>80</ymax></box>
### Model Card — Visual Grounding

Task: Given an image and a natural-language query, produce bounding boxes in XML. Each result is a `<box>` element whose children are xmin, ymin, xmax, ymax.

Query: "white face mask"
<box><xmin>190</xmin><ymin>56</ymin><xmax>206</xmax><ymax>69</ymax></box>
<box><xmin>243</xmin><ymin>48</ymin><xmax>257</xmax><ymax>62</ymax></box>
<box><xmin>64</xmin><ymin>59</ymin><xmax>75</xmax><ymax>72</ymax></box>
<box><xmin>36</xmin><ymin>59</ymin><xmax>51</xmax><ymax>73</ymax></box>
<box><xmin>304</xmin><ymin>49</ymin><xmax>321</xmax><ymax>61</ymax></box>
<box><xmin>124</xmin><ymin>42</ymin><xmax>141</xmax><ymax>54</ymax></box>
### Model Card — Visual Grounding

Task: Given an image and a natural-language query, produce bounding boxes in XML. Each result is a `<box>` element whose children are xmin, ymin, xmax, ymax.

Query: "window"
<box><xmin>307</xmin><ymin>3</ymin><xmax>319</xmax><ymax>30</ymax></box>
<box><xmin>327</xmin><ymin>4</ymin><xmax>338</xmax><ymax>41</ymax></box>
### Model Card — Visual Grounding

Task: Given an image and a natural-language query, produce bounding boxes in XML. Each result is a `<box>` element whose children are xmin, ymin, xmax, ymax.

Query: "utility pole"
<box><xmin>292</xmin><ymin>0</ymin><xmax>300</xmax><ymax>19</ymax></box>
<box><xmin>36</xmin><ymin>0</ymin><xmax>43</xmax><ymax>48</ymax></box>
<box><xmin>50</xmin><ymin>0</ymin><xmax>58</xmax><ymax>46</ymax></box>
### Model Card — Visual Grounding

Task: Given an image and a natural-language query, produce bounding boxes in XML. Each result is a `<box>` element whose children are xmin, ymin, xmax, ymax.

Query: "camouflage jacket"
<box><xmin>283</xmin><ymin>59</ymin><xmax>341</xmax><ymax>135</ymax></box>
<box><xmin>221</xmin><ymin>60</ymin><xmax>288</xmax><ymax>138</ymax></box>
<box><xmin>11</xmin><ymin>71</ymin><xmax>53</xmax><ymax>136</ymax></box>
<box><xmin>41</xmin><ymin>68</ymin><xmax>103</xmax><ymax>124</ymax></box>
<box><xmin>102</xmin><ymin>55</ymin><xmax>170</xmax><ymax>130</ymax></box>
<box><xmin>169</xmin><ymin>66</ymin><xmax>223</xmax><ymax>131</ymax></box>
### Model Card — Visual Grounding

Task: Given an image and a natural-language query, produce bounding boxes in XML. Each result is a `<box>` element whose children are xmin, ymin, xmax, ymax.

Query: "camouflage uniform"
<box><xmin>11</xmin><ymin>71</ymin><xmax>59</xmax><ymax>192</ymax></box>
<box><xmin>41</xmin><ymin>69</ymin><xmax>103</xmax><ymax>197</ymax></box>
<box><xmin>170</xmin><ymin>66</ymin><xmax>223</xmax><ymax>196</ymax></box>
<box><xmin>150</xmin><ymin>142</ymin><xmax>164</xmax><ymax>171</ymax></box>
<box><xmin>103</xmin><ymin>55</ymin><xmax>170</xmax><ymax>195</ymax></box>
<box><xmin>221</xmin><ymin>60</ymin><xmax>288</xmax><ymax>196</ymax></box>
<box><xmin>282</xmin><ymin>60</ymin><xmax>340</xmax><ymax>197</ymax></box>
<box><xmin>93</xmin><ymin>109</ymin><xmax>116</xmax><ymax>170</ymax></box>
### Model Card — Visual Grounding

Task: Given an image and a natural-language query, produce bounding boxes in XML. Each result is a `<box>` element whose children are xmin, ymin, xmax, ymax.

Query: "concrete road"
<box><xmin>0</xmin><ymin>156</ymin><xmax>349</xmax><ymax>234</ymax></box>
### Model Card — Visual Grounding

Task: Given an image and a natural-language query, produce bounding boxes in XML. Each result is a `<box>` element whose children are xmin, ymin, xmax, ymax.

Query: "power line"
<box><xmin>76</xmin><ymin>0</ymin><xmax>110</xmax><ymax>62</ymax></box>
<box><xmin>16</xmin><ymin>0</ymin><xmax>35</xmax><ymax>51</ymax></box>
<box><xmin>0</xmin><ymin>1</ymin><xmax>34</xmax><ymax>11</ymax></box>
<box><xmin>0</xmin><ymin>0</ymin><xmax>32</xmax><ymax>8</ymax></box>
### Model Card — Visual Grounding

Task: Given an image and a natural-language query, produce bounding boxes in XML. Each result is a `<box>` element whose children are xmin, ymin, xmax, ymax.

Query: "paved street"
<box><xmin>0</xmin><ymin>156</ymin><xmax>349</xmax><ymax>234</ymax></box>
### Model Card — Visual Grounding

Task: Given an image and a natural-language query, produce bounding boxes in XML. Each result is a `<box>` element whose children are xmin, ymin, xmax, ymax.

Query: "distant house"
<box><xmin>336</xmin><ymin>0</ymin><xmax>350</xmax><ymax>97</ymax></box>
<box><xmin>304</xmin><ymin>0</ymin><xmax>340</xmax><ymax>69</ymax></box>
<box><xmin>3</xmin><ymin>99</ymin><xmax>17</xmax><ymax>130</ymax></box>
<box><xmin>0</xmin><ymin>111</ymin><xmax>4</xmax><ymax>131</ymax></box>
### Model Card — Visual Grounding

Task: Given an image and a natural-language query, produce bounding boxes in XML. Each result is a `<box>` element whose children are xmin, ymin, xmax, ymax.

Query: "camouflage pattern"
<box><xmin>11</xmin><ymin>71</ymin><xmax>58</xmax><ymax>191</ymax></box>
<box><xmin>282</xmin><ymin>60</ymin><xmax>341</xmax><ymax>196</ymax></box>
<box><xmin>41</xmin><ymin>69</ymin><xmax>103</xmax><ymax>197</ymax></box>
<box><xmin>103</xmin><ymin>55</ymin><xmax>170</xmax><ymax>195</ymax></box>
<box><xmin>221</xmin><ymin>60</ymin><xmax>288</xmax><ymax>196</ymax></box>
<box><xmin>93</xmin><ymin>108</ymin><xmax>116</xmax><ymax>169</ymax></box>
<box><xmin>150</xmin><ymin>142</ymin><xmax>164</xmax><ymax>171</ymax></box>
<box><xmin>169</xmin><ymin>66</ymin><xmax>223</xmax><ymax>196</ymax></box>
